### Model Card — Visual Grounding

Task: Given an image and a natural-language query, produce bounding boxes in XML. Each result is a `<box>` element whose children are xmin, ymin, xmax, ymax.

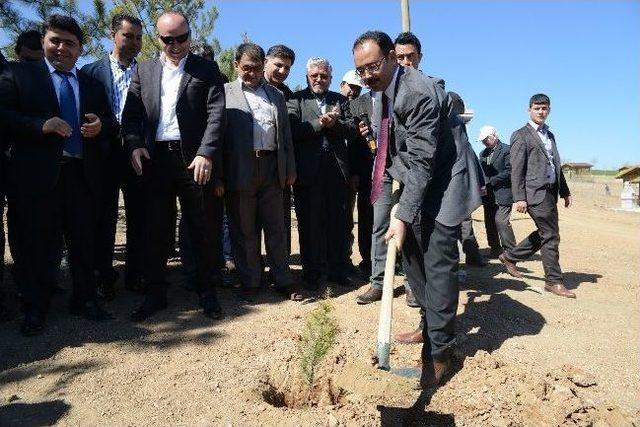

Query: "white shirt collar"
<box><xmin>159</xmin><ymin>53</ymin><xmax>187</xmax><ymax>71</ymax></box>
<box><xmin>528</xmin><ymin>120</ymin><xmax>548</xmax><ymax>133</ymax></box>
<box><xmin>383</xmin><ymin>65</ymin><xmax>400</xmax><ymax>100</ymax></box>
<box><xmin>44</xmin><ymin>56</ymin><xmax>78</xmax><ymax>78</ymax></box>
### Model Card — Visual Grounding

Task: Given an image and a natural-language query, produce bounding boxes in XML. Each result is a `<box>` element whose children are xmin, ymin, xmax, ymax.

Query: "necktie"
<box><xmin>370</xmin><ymin>93</ymin><xmax>390</xmax><ymax>204</ymax></box>
<box><xmin>55</xmin><ymin>70</ymin><xmax>82</xmax><ymax>156</ymax></box>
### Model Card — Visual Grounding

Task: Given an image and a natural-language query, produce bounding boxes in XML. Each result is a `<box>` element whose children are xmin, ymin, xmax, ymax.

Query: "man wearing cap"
<box><xmin>478</xmin><ymin>125</ymin><xmax>516</xmax><ymax>257</ymax></box>
<box><xmin>339</xmin><ymin>70</ymin><xmax>368</xmax><ymax>274</ymax></box>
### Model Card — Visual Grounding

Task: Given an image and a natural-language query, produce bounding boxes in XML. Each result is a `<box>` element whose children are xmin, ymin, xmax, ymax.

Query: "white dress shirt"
<box><xmin>44</xmin><ymin>57</ymin><xmax>81</xmax><ymax>158</ymax></box>
<box><xmin>529</xmin><ymin>120</ymin><xmax>556</xmax><ymax>185</ymax></box>
<box><xmin>240</xmin><ymin>79</ymin><xmax>277</xmax><ymax>151</ymax></box>
<box><xmin>374</xmin><ymin>65</ymin><xmax>399</xmax><ymax>137</ymax></box>
<box><xmin>156</xmin><ymin>54</ymin><xmax>187</xmax><ymax>141</ymax></box>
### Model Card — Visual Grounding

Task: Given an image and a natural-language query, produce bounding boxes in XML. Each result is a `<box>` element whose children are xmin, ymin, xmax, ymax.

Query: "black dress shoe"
<box><xmin>405</xmin><ymin>286</ymin><xmax>420</xmax><ymax>308</ymax></box>
<box><xmin>130</xmin><ymin>296</ymin><xmax>167</xmax><ymax>322</ymax></box>
<box><xmin>21</xmin><ymin>310</ymin><xmax>45</xmax><ymax>336</ymax></box>
<box><xmin>70</xmin><ymin>300</ymin><xmax>114</xmax><ymax>321</ymax></box>
<box><xmin>199</xmin><ymin>294</ymin><xmax>223</xmax><ymax>319</ymax></box>
<box><xmin>356</xmin><ymin>286</ymin><xmax>382</xmax><ymax>304</ymax></box>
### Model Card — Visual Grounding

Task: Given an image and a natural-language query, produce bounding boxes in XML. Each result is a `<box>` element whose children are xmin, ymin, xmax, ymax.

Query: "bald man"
<box><xmin>122</xmin><ymin>11</ymin><xmax>226</xmax><ymax>321</ymax></box>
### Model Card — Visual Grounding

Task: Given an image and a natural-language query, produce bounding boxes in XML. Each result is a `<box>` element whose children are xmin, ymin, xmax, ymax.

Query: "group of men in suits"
<box><xmin>0</xmin><ymin>11</ymin><xmax>575</xmax><ymax>392</ymax></box>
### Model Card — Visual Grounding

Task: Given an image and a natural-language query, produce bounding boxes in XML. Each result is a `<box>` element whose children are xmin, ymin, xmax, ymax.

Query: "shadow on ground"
<box><xmin>0</xmin><ymin>399</ymin><xmax>70</xmax><ymax>427</ymax></box>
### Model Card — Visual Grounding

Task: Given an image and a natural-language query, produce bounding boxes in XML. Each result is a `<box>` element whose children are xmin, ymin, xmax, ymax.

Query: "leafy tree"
<box><xmin>0</xmin><ymin>0</ymin><xmax>241</xmax><ymax>80</ymax></box>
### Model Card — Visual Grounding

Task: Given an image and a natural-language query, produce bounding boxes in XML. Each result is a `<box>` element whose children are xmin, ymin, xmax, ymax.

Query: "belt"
<box><xmin>156</xmin><ymin>140</ymin><xmax>181</xmax><ymax>151</ymax></box>
<box><xmin>254</xmin><ymin>149</ymin><xmax>275</xmax><ymax>158</ymax></box>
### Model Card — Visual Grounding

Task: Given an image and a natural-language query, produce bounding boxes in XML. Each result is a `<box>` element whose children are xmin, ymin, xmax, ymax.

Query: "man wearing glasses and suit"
<box><xmin>122</xmin><ymin>10</ymin><xmax>226</xmax><ymax>321</ymax></box>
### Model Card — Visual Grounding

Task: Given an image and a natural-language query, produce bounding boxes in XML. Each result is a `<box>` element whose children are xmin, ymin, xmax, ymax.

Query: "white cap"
<box><xmin>477</xmin><ymin>125</ymin><xmax>498</xmax><ymax>142</ymax></box>
<box><xmin>341</xmin><ymin>69</ymin><xmax>364</xmax><ymax>87</ymax></box>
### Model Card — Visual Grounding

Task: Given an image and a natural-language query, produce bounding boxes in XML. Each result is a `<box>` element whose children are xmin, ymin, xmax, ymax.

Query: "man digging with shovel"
<box><xmin>352</xmin><ymin>31</ymin><xmax>459</xmax><ymax>388</ymax></box>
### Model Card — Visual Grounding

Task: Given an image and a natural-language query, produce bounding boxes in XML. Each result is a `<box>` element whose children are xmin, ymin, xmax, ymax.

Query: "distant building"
<box><xmin>561</xmin><ymin>162</ymin><xmax>593</xmax><ymax>178</ymax></box>
<box><xmin>616</xmin><ymin>166</ymin><xmax>640</xmax><ymax>209</ymax></box>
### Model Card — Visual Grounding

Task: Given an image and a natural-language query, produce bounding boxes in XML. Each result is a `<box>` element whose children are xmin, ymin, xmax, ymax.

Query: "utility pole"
<box><xmin>401</xmin><ymin>0</ymin><xmax>411</xmax><ymax>32</ymax></box>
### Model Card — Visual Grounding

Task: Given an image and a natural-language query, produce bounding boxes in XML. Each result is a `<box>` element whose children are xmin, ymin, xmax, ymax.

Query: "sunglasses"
<box><xmin>159</xmin><ymin>31</ymin><xmax>190</xmax><ymax>45</ymax></box>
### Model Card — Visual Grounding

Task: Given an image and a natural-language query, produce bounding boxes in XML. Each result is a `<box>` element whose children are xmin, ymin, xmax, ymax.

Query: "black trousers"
<box><xmin>13</xmin><ymin>159</ymin><xmax>97</xmax><ymax>312</ymax></box>
<box><xmin>293</xmin><ymin>151</ymin><xmax>349</xmax><ymax>281</ymax></box>
<box><xmin>93</xmin><ymin>146</ymin><xmax>145</xmax><ymax>284</ymax></box>
<box><xmin>505</xmin><ymin>190</ymin><xmax>563</xmax><ymax>283</ymax></box>
<box><xmin>356</xmin><ymin>179</ymin><xmax>373</xmax><ymax>266</ymax></box>
<box><xmin>226</xmin><ymin>152</ymin><xmax>291</xmax><ymax>289</ymax></box>
<box><xmin>401</xmin><ymin>207</ymin><xmax>460</xmax><ymax>361</ymax></box>
<box><xmin>483</xmin><ymin>195</ymin><xmax>516</xmax><ymax>251</ymax></box>
<box><xmin>141</xmin><ymin>145</ymin><xmax>222</xmax><ymax>298</ymax></box>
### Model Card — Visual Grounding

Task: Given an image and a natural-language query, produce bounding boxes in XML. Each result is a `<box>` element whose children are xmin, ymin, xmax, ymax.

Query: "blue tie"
<box><xmin>55</xmin><ymin>70</ymin><xmax>82</xmax><ymax>156</ymax></box>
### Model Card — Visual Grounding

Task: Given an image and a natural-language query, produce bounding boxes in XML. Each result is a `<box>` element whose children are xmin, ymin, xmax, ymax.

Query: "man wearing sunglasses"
<box><xmin>352</xmin><ymin>31</ymin><xmax>459</xmax><ymax>389</ymax></box>
<box><xmin>122</xmin><ymin>11</ymin><xmax>226</xmax><ymax>322</ymax></box>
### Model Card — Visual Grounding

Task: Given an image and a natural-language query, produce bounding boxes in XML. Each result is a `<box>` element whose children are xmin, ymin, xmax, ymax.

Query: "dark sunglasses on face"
<box><xmin>159</xmin><ymin>31</ymin><xmax>190</xmax><ymax>45</ymax></box>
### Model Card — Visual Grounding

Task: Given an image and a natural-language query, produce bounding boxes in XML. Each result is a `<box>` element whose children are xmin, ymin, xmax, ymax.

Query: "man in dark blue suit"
<box><xmin>0</xmin><ymin>15</ymin><xmax>118</xmax><ymax>335</ymax></box>
<box><xmin>82</xmin><ymin>14</ymin><xmax>143</xmax><ymax>299</ymax></box>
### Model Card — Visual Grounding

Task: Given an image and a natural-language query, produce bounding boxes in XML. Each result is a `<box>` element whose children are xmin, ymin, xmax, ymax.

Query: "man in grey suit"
<box><xmin>478</xmin><ymin>125</ymin><xmax>516</xmax><ymax>257</ymax></box>
<box><xmin>222</xmin><ymin>43</ymin><xmax>297</xmax><ymax>301</ymax></box>
<box><xmin>499</xmin><ymin>94</ymin><xmax>574</xmax><ymax>298</ymax></box>
<box><xmin>122</xmin><ymin>11</ymin><xmax>226</xmax><ymax>320</ymax></box>
<box><xmin>353</xmin><ymin>31</ymin><xmax>460</xmax><ymax>388</ymax></box>
<box><xmin>288</xmin><ymin>58</ymin><xmax>358</xmax><ymax>289</ymax></box>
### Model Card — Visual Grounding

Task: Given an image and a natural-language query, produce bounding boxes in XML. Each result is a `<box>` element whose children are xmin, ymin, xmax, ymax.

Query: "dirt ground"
<box><xmin>1</xmin><ymin>176</ymin><xmax>638</xmax><ymax>426</ymax></box>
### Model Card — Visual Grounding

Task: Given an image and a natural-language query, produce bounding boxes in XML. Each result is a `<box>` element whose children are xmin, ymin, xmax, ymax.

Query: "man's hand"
<box><xmin>319</xmin><ymin>112</ymin><xmax>339</xmax><ymax>129</ymax></box>
<box><xmin>131</xmin><ymin>148</ymin><xmax>150</xmax><ymax>176</ymax></box>
<box><xmin>563</xmin><ymin>195</ymin><xmax>572</xmax><ymax>208</ymax></box>
<box><xmin>42</xmin><ymin>117</ymin><xmax>72</xmax><ymax>137</ymax></box>
<box><xmin>80</xmin><ymin>113</ymin><xmax>102</xmax><ymax>138</ymax></box>
<box><xmin>384</xmin><ymin>217</ymin><xmax>406</xmax><ymax>251</ymax></box>
<box><xmin>350</xmin><ymin>175</ymin><xmax>359</xmax><ymax>192</ymax></box>
<box><xmin>188</xmin><ymin>155</ymin><xmax>213</xmax><ymax>185</ymax></box>
<box><xmin>358</xmin><ymin>121</ymin><xmax>370</xmax><ymax>139</ymax></box>
<box><xmin>515</xmin><ymin>200</ymin><xmax>528</xmax><ymax>213</ymax></box>
<box><xmin>285</xmin><ymin>175</ymin><xmax>296</xmax><ymax>186</ymax></box>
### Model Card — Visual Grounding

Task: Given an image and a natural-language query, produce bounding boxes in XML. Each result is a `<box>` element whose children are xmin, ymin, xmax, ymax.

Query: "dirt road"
<box><xmin>1</xmin><ymin>177</ymin><xmax>638</xmax><ymax>426</ymax></box>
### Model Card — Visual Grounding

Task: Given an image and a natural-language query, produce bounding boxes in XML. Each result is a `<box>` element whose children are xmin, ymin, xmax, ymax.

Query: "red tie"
<box><xmin>370</xmin><ymin>93</ymin><xmax>390</xmax><ymax>204</ymax></box>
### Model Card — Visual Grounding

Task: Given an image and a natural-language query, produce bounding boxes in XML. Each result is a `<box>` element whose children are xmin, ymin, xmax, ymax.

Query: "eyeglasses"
<box><xmin>355</xmin><ymin>56</ymin><xmax>386</xmax><ymax>77</ymax></box>
<box><xmin>159</xmin><ymin>31</ymin><xmax>190</xmax><ymax>45</ymax></box>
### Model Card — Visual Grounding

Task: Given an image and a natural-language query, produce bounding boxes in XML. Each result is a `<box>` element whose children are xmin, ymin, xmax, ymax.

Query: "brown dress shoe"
<box><xmin>544</xmin><ymin>283</ymin><xmax>576</xmax><ymax>298</ymax></box>
<box><xmin>395</xmin><ymin>328</ymin><xmax>424</xmax><ymax>344</ymax></box>
<box><xmin>498</xmin><ymin>253</ymin><xmax>523</xmax><ymax>278</ymax></box>
<box><xmin>420</xmin><ymin>357</ymin><xmax>452</xmax><ymax>389</ymax></box>
<box><xmin>356</xmin><ymin>286</ymin><xmax>382</xmax><ymax>304</ymax></box>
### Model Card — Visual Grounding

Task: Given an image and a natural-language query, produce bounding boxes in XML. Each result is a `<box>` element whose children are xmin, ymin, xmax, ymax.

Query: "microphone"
<box><xmin>359</xmin><ymin>113</ymin><xmax>377</xmax><ymax>154</ymax></box>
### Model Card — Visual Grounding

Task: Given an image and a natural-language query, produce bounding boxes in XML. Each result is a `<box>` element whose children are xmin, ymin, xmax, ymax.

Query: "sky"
<box><xmin>3</xmin><ymin>1</ymin><xmax>639</xmax><ymax>168</ymax></box>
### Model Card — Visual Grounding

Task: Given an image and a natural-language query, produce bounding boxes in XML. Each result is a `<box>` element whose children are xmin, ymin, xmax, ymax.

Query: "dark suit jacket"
<box><xmin>384</xmin><ymin>66</ymin><xmax>456</xmax><ymax>224</ymax></box>
<box><xmin>480</xmin><ymin>141</ymin><xmax>513</xmax><ymax>206</ymax></box>
<box><xmin>121</xmin><ymin>53</ymin><xmax>226</xmax><ymax>165</ymax></box>
<box><xmin>510</xmin><ymin>123</ymin><xmax>570</xmax><ymax>206</ymax></box>
<box><xmin>0</xmin><ymin>60</ymin><xmax>118</xmax><ymax>195</ymax></box>
<box><xmin>287</xmin><ymin>87</ymin><xmax>358</xmax><ymax>185</ymax></box>
<box><xmin>347</xmin><ymin>92</ymin><xmax>375</xmax><ymax>181</ymax></box>
<box><xmin>223</xmin><ymin>80</ymin><xmax>296</xmax><ymax>190</ymax></box>
<box><xmin>434</xmin><ymin>102</ymin><xmax>484</xmax><ymax>227</ymax></box>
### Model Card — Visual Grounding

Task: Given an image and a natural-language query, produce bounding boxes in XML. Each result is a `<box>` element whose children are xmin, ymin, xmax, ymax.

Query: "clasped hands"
<box><xmin>42</xmin><ymin>113</ymin><xmax>102</xmax><ymax>138</ymax></box>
